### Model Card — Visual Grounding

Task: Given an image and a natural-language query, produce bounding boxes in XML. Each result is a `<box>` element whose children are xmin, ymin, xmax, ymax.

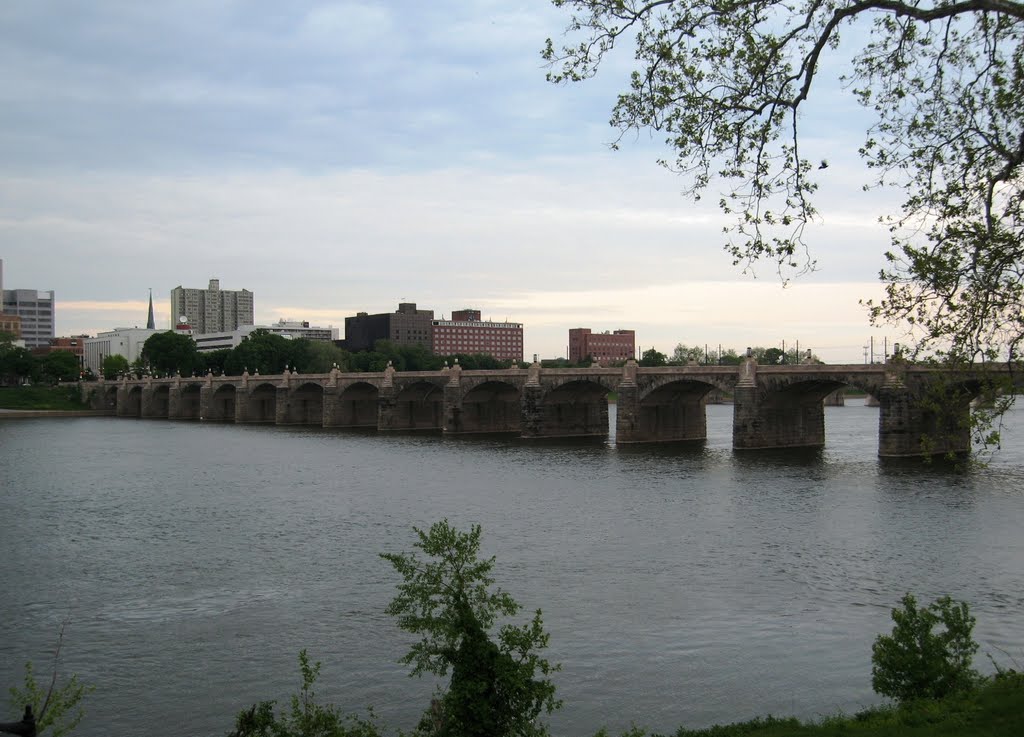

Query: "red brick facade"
<box><xmin>432</xmin><ymin>312</ymin><xmax>523</xmax><ymax>361</ymax></box>
<box><xmin>568</xmin><ymin>328</ymin><xmax>636</xmax><ymax>365</ymax></box>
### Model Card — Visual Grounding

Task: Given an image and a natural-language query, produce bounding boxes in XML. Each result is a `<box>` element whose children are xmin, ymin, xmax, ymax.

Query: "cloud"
<box><xmin>0</xmin><ymin>1</ymin><xmax>907</xmax><ymax>366</ymax></box>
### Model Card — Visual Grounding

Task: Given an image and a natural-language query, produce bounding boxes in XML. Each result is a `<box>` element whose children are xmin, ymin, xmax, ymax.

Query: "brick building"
<box><xmin>32</xmin><ymin>335</ymin><xmax>88</xmax><ymax>361</ymax></box>
<box><xmin>568</xmin><ymin>328</ymin><xmax>636</xmax><ymax>365</ymax></box>
<box><xmin>432</xmin><ymin>309</ymin><xmax>523</xmax><ymax>362</ymax></box>
<box><xmin>0</xmin><ymin>313</ymin><xmax>21</xmax><ymax>341</ymax></box>
<box><xmin>343</xmin><ymin>302</ymin><xmax>434</xmax><ymax>352</ymax></box>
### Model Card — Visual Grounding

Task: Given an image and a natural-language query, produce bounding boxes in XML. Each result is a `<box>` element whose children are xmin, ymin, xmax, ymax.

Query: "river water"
<box><xmin>1</xmin><ymin>401</ymin><xmax>1023</xmax><ymax>736</ymax></box>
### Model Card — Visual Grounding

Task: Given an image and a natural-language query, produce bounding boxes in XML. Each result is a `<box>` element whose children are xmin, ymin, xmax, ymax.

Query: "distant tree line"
<box><xmin>0</xmin><ymin>332</ymin><xmax>82</xmax><ymax>386</ymax></box>
<box><xmin>639</xmin><ymin>344</ymin><xmax>822</xmax><ymax>367</ymax></box>
<box><xmin>546</xmin><ymin>345</ymin><xmax>822</xmax><ymax>369</ymax></box>
<box><xmin>2</xmin><ymin>330</ymin><xmax>827</xmax><ymax>386</ymax></box>
<box><xmin>106</xmin><ymin>329</ymin><xmax>528</xmax><ymax>380</ymax></box>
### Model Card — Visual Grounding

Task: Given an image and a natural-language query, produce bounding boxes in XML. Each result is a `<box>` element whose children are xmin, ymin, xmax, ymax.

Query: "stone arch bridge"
<box><xmin>80</xmin><ymin>359</ymin><xmax>1018</xmax><ymax>457</ymax></box>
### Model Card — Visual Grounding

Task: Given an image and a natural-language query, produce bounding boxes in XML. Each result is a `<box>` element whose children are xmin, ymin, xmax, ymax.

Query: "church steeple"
<box><xmin>146</xmin><ymin>288</ymin><xmax>155</xmax><ymax>330</ymax></box>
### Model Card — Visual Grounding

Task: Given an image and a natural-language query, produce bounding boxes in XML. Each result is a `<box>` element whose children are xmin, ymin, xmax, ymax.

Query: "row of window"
<box><xmin>436</xmin><ymin>331</ymin><xmax>521</xmax><ymax>336</ymax></box>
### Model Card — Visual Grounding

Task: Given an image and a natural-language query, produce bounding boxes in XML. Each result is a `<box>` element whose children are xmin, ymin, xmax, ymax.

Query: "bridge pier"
<box><xmin>618</xmin><ymin>362</ymin><xmax>710</xmax><ymax>443</ymax></box>
<box><xmin>233</xmin><ymin>375</ymin><xmax>277</xmax><ymax>424</ymax></box>
<box><xmin>732</xmin><ymin>358</ymin><xmax>827</xmax><ymax>450</ymax></box>
<box><xmin>520</xmin><ymin>365</ymin><xmax>546</xmax><ymax>438</ymax></box>
<box><xmin>614</xmin><ymin>378</ymin><xmax>640</xmax><ymax>442</ymax></box>
<box><xmin>442</xmin><ymin>366</ymin><xmax>463</xmax><ymax>433</ymax></box>
<box><xmin>877</xmin><ymin>375</ymin><xmax>971</xmax><ymax>458</ymax></box>
<box><xmin>322</xmin><ymin>384</ymin><xmax>341</xmax><ymax>427</ymax></box>
<box><xmin>140</xmin><ymin>383</ymin><xmax>169</xmax><ymax>419</ymax></box>
<box><xmin>377</xmin><ymin>365</ymin><xmax>400</xmax><ymax>431</ymax></box>
<box><xmin>200</xmin><ymin>382</ymin><xmax>236</xmax><ymax>422</ymax></box>
<box><xmin>167</xmin><ymin>381</ymin><xmax>201</xmax><ymax>420</ymax></box>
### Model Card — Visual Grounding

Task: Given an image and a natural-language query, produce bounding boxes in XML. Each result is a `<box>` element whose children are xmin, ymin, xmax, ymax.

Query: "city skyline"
<box><xmin>1</xmin><ymin>3</ymin><xmax>902</xmax><ymax>362</ymax></box>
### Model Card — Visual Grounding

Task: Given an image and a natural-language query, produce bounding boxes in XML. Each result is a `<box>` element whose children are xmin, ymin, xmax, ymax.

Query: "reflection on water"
<box><xmin>1</xmin><ymin>403</ymin><xmax>1023</xmax><ymax>737</ymax></box>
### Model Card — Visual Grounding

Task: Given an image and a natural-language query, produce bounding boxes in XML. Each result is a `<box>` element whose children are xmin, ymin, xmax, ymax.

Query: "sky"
<box><xmin>0</xmin><ymin>1</ymin><xmax>907</xmax><ymax>363</ymax></box>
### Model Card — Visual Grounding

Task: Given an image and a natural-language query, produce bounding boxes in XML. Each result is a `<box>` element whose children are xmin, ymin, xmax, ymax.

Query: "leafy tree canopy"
<box><xmin>223</xmin><ymin>330</ymin><xmax>295</xmax><ymax>376</ymax></box>
<box><xmin>200</xmin><ymin>349</ymin><xmax>231</xmax><ymax>376</ymax></box>
<box><xmin>381</xmin><ymin>521</ymin><xmax>561</xmax><ymax>737</ymax></box>
<box><xmin>142</xmin><ymin>331</ymin><xmax>200</xmax><ymax>376</ymax></box>
<box><xmin>39</xmin><ymin>351</ymin><xmax>81</xmax><ymax>384</ymax></box>
<box><xmin>670</xmin><ymin>344</ymin><xmax>707</xmax><ymax>365</ymax></box>
<box><xmin>872</xmin><ymin>594</ymin><xmax>979</xmax><ymax>702</ymax></box>
<box><xmin>100</xmin><ymin>354</ymin><xmax>129</xmax><ymax>380</ymax></box>
<box><xmin>0</xmin><ymin>343</ymin><xmax>36</xmax><ymax>385</ymax></box>
<box><xmin>639</xmin><ymin>347</ymin><xmax>668</xmax><ymax>366</ymax></box>
<box><xmin>545</xmin><ymin>0</ymin><xmax>1024</xmax><ymax>365</ymax></box>
<box><xmin>300</xmin><ymin>340</ymin><xmax>350</xmax><ymax>373</ymax></box>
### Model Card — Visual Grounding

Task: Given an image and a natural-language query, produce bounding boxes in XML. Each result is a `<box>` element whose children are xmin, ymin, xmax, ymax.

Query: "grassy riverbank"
<box><xmin>0</xmin><ymin>385</ymin><xmax>88</xmax><ymax>410</ymax></box>
<box><xmin>621</xmin><ymin>674</ymin><xmax>1023</xmax><ymax>737</ymax></box>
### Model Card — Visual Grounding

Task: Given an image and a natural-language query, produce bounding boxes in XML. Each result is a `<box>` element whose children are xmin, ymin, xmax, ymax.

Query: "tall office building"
<box><xmin>170</xmin><ymin>278</ymin><xmax>254</xmax><ymax>335</ymax></box>
<box><xmin>344</xmin><ymin>302</ymin><xmax>434</xmax><ymax>352</ymax></box>
<box><xmin>1</xmin><ymin>259</ymin><xmax>55</xmax><ymax>348</ymax></box>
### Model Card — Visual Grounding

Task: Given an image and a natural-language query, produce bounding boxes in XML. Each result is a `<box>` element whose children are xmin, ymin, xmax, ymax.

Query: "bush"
<box><xmin>871</xmin><ymin>594</ymin><xmax>980</xmax><ymax>702</ymax></box>
<box><xmin>229</xmin><ymin>650</ymin><xmax>382</xmax><ymax>737</ymax></box>
<box><xmin>381</xmin><ymin>520</ymin><xmax>561</xmax><ymax>737</ymax></box>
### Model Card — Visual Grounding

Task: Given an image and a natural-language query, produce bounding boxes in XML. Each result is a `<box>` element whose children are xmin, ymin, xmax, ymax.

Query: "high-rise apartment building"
<box><xmin>569</xmin><ymin>328</ymin><xmax>636</xmax><ymax>365</ymax></box>
<box><xmin>1</xmin><ymin>259</ymin><xmax>55</xmax><ymax>348</ymax></box>
<box><xmin>170</xmin><ymin>278</ymin><xmax>254</xmax><ymax>335</ymax></box>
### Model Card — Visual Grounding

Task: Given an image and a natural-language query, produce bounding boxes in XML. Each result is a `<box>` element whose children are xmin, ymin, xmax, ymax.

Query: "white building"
<box><xmin>84</xmin><ymin>327</ymin><xmax>159</xmax><ymax>374</ymax></box>
<box><xmin>193</xmin><ymin>320</ymin><xmax>340</xmax><ymax>352</ymax></box>
<box><xmin>1</xmin><ymin>259</ymin><xmax>55</xmax><ymax>348</ymax></box>
<box><xmin>170</xmin><ymin>278</ymin><xmax>254</xmax><ymax>335</ymax></box>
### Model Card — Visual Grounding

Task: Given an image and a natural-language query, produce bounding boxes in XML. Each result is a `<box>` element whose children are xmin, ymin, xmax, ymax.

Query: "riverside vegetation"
<box><xmin>223</xmin><ymin>522</ymin><xmax>1021</xmax><ymax>737</ymax></box>
<box><xmin>6</xmin><ymin>522</ymin><xmax>1022</xmax><ymax>736</ymax></box>
<box><xmin>0</xmin><ymin>386</ymin><xmax>87</xmax><ymax>411</ymax></box>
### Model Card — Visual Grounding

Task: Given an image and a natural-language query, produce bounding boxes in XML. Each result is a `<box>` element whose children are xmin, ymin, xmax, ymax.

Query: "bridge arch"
<box><xmin>90</xmin><ymin>385</ymin><xmax>118</xmax><ymax>411</ymax></box>
<box><xmin>120</xmin><ymin>385</ymin><xmax>142</xmax><ymax>417</ymax></box>
<box><xmin>328</xmin><ymin>381</ymin><xmax>380</xmax><ymax>428</ymax></box>
<box><xmin>623</xmin><ymin>378</ymin><xmax>721</xmax><ymax>443</ymax></box>
<box><xmin>457</xmin><ymin>380</ymin><xmax>522</xmax><ymax>434</ymax></box>
<box><xmin>176</xmin><ymin>383</ymin><xmax>202</xmax><ymax>420</ymax></box>
<box><xmin>242</xmin><ymin>382</ymin><xmax>278</xmax><ymax>424</ymax></box>
<box><xmin>735</xmin><ymin>377</ymin><xmax>853</xmax><ymax>450</ymax></box>
<box><xmin>207</xmin><ymin>384</ymin><xmax>237</xmax><ymax>422</ymax></box>
<box><xmin>532</xmin><ymin>379</ymin><xmax>610</xmax><ymax>438</ymax></box>
<box><xmin>281</xmin><ymin>382</ymin><xmax>324</xmax><ymax>425</ymax></box>
<box><xmin>144</xmin><ymin>385</ymin><xmax>171</xmax><ymax>418</ymax></box>
<box><xmin>387</xmin><ymin>380</ymin><xmax>444</xmax><ymax>431</ymax></box>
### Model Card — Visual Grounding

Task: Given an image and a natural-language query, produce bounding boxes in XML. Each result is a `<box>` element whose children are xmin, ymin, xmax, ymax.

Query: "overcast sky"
<box><xmin>1</xmin><ymin>1</ymin><xmax>905</xmax><ymax>363</ymax></box>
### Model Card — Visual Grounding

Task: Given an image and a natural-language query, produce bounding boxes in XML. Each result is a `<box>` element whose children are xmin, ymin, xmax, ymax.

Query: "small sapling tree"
<box><xmin>871</xmin><ymin>594</ymin><xmax>980</xmax><ymax>702</ymax></box>
<box><xmin>229</xmin><ymin>650</ymin><xmax>382</xmax><ymax>737</ymax></box>
<box><xmin>6</xmin><ymin>624</ymin><xmax>92</xmax><ymax>737</ymax></box>
<box><xmin>381</xmin><ymin>520</ymin><xmax>561</xmax><ymax>737</ymax></box>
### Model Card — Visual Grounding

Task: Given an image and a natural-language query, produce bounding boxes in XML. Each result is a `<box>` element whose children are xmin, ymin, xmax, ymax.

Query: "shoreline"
<box><xmin>0</xmin><ymin>409</ymin><xmax>116</xmax><ymax>419</ymax></box>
